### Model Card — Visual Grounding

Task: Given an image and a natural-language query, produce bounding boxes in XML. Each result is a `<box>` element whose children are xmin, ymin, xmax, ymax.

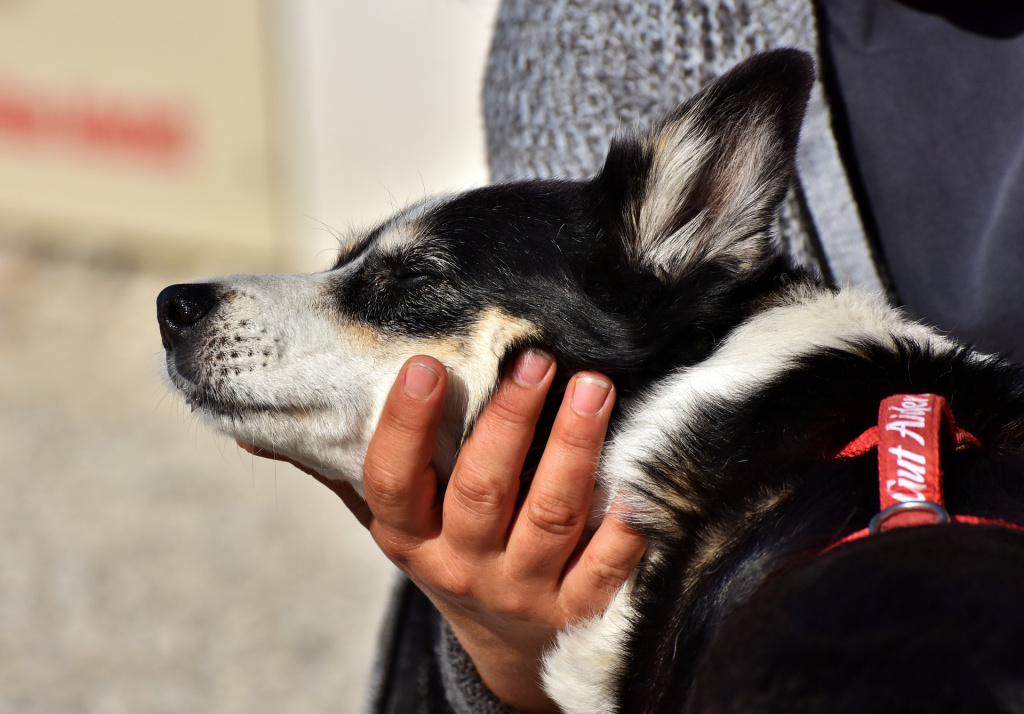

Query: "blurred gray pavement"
<box><xmin>0</xmin><ymin>244</ymin><xmax>397</xmax><ymax>713</ymax></box>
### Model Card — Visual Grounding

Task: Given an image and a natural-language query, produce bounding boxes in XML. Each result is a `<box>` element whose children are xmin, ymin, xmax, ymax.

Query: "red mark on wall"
<box><xmin>0</xmin><ymin>78</ymin><xmax>193</xmax><ymax>165</ymax></box>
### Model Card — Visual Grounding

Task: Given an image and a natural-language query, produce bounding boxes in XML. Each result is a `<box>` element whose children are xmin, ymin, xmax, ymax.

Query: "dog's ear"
<box><xmin>596</xmin><ymin>49</ymin><xmax>814</xmax><ymax>284</ymax></box>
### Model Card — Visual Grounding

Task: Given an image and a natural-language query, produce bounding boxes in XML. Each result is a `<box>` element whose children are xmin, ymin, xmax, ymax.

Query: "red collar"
<box><xmin>827</xmin><ymin>393</ymin><xmax>1024</xmax><ymax>551</ymax></box>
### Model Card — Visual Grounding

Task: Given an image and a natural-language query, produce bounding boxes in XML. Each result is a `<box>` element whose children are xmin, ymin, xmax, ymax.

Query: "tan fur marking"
<box><xmin>332</xmin><ymin>308</ymin><xmax>540</xmax><ymax>462</ymax></box>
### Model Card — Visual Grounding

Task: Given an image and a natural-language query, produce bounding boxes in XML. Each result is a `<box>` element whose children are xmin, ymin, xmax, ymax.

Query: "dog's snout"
<box><xmin>157</xmin><ymin>283</ymin><xmax>220</xmax><ymax>350</ymax></box>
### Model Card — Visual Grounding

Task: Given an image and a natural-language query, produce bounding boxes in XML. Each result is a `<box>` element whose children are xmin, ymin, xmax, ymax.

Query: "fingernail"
<box><xmin>404</xmin><ymin>362</ymin><xmax>439</xmax><ymax>399</ymax></box>
<box><xmin>512</xmin><ymin>349</ymin><xmax>553</xmax><ymax>386</ymax></box>
<box><xmin>572</xmin><ymin>376</ymin><xmax>612</xmax><ymax>415</ymax></box>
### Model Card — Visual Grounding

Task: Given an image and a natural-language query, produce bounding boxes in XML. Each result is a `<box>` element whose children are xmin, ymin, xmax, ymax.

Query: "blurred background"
<box><xmin>0</xmin><ymin>0</ymin><xmax>500</xmax><ymax>711</ymax></box>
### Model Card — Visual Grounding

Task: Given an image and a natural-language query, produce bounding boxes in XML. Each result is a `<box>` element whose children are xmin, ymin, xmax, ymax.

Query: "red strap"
<box><xmin>823</xmin><ymin>395</ymin><xmax>1024</xmax><ymax>552</ymax></box>
<box><xmin>836</xmin><ymin>424</ymin><xmax>981</xmax><ymax>460</ymax></box>
<box><xmin>837</xmin><ymin>394</ymin><xmax>955</xmax><ymax>528</ymax></box>
<box><xmin>876</xmin><ymin>394</ymin><xmax>949</xmax><ymax>527</ymax></box>
<box><xmin>835</xmin><ymin>427</ymin><xmax>882</xmax><ymax>460</ymax></box>
<box><xmin>823</xmin><ymin>515</ymin><xmax>1024</xmax><ymax>554</ymax></box>
<box><xmin>836</xmin><ymin>394</ymin><xmax>982</xmax><ymax>530</ymax></box>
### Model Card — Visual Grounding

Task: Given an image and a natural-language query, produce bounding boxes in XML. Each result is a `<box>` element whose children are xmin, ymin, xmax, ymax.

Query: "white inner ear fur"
<box><xmin>635</xmin><ymin>111</ymin><xmax>780</xmax><ymax>282</ymax></box>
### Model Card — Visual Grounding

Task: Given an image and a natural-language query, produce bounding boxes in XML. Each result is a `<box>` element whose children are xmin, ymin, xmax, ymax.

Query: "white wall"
<box><xmin>277</xmin><ymin>0</ymin><xmax>502</xmax><ymax>271</ymax></box>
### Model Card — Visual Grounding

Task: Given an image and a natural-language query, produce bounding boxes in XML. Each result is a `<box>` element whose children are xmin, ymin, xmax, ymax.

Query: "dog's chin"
<box><xmin>184</xmin><ymin>391</ymin><xmax>323</xmax><ymax>421</ymax></box>
<box><xmin>179</xmin><ymin>386</ymin><xmax>373</xmax><ymax>494</ymax></box>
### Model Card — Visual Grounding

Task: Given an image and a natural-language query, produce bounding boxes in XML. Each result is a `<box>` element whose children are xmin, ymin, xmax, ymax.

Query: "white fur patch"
<box><xmin>599</xmin><ymin>286</ymin><xmax>957</xmax><ymax>506</ymax></box>
<box><xmin>165</xmin><ymin>269</ymin><xmax>538</xmax><ymax>497</ymax></box>
<box><xmin>543</xmin><ymin>287</ymin><xmax>963</xmax><ymax>712</ymax></box>
<box><xmin>542</xmin><ymin>584</ymin><xmax>636</xmax><ymax>714</ymax></box>
<box><xmin>164</xmin><ymin>271</ymin><xmax>392</xmax><ymax>493</ymax></box>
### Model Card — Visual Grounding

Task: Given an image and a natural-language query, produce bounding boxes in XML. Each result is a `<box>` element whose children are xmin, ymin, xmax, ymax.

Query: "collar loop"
<box><xmin>820</xmin><ymin>394</ymin><xmax>1024</xmax><ymax>553</ymax></box>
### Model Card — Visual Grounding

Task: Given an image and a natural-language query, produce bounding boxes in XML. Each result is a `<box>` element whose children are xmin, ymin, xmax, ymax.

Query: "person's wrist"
<box><xmin>449</xmin><ymin>622</ymin><xmax>559</xmax><ymax>714</ymax></box>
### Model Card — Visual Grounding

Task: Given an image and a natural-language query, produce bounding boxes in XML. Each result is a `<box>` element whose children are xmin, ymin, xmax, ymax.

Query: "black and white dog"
<box><xmin>158</xmin><ymin>50</ymin><xmax>1024</xmax><ymax>712</ymax></box>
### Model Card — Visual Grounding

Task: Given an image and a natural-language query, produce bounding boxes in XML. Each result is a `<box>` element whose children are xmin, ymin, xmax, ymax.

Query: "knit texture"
<box><xmin>436</xmin><ymin>618</ymin><xmax>517</xmax><ymax>714</ymax></box>
<box><xmin>365</xmin><ymin>576</ymin><xmax>516</xmax><ymax>714</ymax></box>
<box><xmin>484</xmin><ymin>0</ymin><xmax>825</xmax><ymax>269</ymax></box>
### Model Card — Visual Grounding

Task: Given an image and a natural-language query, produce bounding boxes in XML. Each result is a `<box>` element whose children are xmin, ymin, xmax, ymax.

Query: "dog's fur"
<box><xmin>158</xmin><ymin>50</ymin><xmax>1024</xmax><ymax>712</ymax></box>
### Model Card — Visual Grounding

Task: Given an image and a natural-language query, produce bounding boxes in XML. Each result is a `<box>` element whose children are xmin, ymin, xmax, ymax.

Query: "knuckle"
<box><xmin>494</xmin><ymin>589</ymin><xmax>533</xmax><ymax>617</ymax></box>
<box><xmin>371</xmin><ymin>525</ymin><xmax>422</xmax><ymax>564</ymax></box>
<box><xmin>362</xmin><ymin>467</ymin><xmax>409</xmax><ymax>509</ymax></box>
<box><xmin>486</xmin><ymin>388</ymin><xmax>540</xmax><ymax>428</ymax></box>
<box><xmin>442</xmin><ymin>575</ymin><xmax>476</xmax><ymax>601</ymax></box>
<box><xmin>436</xmin><ymin>561</ymin><xmax>478</xmax><ymax>601</ymax></box>
<box><xmin>449</xmin><ymin>467</ymin><xmax>506</xmax><ymax>515</ymax></box>
<box><xmin>584</xmin><ymin>552</ymin><xmax>634</xmax><ymax>595</ymax></box>
<box><xmin>380</xmin><ymin>403</ymin><xmax>431</xmax><ymax>441</ymax></box>
<box><xmin>526</xmin><ymin>489</ymin><xmax>584</xmax><ymax>537</ymax></box>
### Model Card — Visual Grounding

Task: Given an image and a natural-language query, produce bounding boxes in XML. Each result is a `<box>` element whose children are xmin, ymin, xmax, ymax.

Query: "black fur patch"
<box><xmin>688</xmin><ymin>525</ymin><xmax>1024</xmax><ymax>713</ymax></box>
<box><xmin>614</xmin><ymin>340</ymin><xmax>1024</xmax><ymax>712</ymax></box>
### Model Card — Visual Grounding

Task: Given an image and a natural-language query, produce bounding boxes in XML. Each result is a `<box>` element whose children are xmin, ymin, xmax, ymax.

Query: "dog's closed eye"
<box><xmin>391</xmin><ymin>266</ymin><xmax>434</xmax><ymax>289</ymax></box>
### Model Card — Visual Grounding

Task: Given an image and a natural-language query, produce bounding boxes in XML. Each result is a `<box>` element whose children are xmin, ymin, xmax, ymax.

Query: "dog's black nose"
<box><xmin>157</xmin><ymin>283</ymin><xmax>219</xmax><ymax>350</ymax></box>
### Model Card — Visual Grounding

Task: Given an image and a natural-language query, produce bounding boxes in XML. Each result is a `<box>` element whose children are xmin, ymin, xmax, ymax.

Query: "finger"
<box><xmin>506</xmin><ymin>372</ymin><xmax>614</xmax><ymax>579</ymax></box>
<box><xmin>363</xmin><ymin>356</ymin><xmax>447</xmax><ymax>552</ymax></box>
<box><xmin>560</xmin><ymin>502</ymin><xmax>647</xmax><ymax>619</ymax></box>
<box><xmin>442</xmin><ymin>349</ymin><xmax>555</xmax><ymax>556</ymax></box>
<box><xmin>237</xmin><ymin>441</ymin><xmax>373</xmax><ymax>528</ymax></box>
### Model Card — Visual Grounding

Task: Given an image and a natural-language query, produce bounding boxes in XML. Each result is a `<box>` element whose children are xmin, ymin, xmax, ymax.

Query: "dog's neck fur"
<box><xmin>544</xmin><ymin>283</ymin><xmax>1024</xmax><ymax>712</ymax></box>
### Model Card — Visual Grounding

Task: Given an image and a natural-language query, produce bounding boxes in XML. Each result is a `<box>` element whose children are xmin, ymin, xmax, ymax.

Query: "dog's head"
<box><xmin>157</xmin><ymin>50</ymin><xmax>814</xmax><ymax>493</ymax></box>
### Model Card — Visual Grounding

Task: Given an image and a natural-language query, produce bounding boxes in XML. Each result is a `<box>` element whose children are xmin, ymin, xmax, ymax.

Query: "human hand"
<box><xmin>241</xmin><ymin>351</ymin><xmax>646</xmax><ymax>713</ymax></box>
<box><xmin>359</xmin><ymin>352</ymin><xmax>647</xmax><ymax>713</ymax></box>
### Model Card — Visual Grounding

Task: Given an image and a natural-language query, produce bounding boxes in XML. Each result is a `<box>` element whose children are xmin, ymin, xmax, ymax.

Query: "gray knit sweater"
<box><xmin>484</xmin><ymin>0</ymin><xmax>884</xmax><ymax>292</ymax></box>
<box><xmin>366</xmin><ymin>1</ymin><xmax>881</xmax><ymax>712</ymax></box>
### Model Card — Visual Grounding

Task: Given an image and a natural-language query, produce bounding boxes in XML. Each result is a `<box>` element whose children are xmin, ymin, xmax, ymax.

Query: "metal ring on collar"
<box><xmin>868</xmin><ymin>501</ymin><xmax>951</xmax><ymax>535</ymax></box>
